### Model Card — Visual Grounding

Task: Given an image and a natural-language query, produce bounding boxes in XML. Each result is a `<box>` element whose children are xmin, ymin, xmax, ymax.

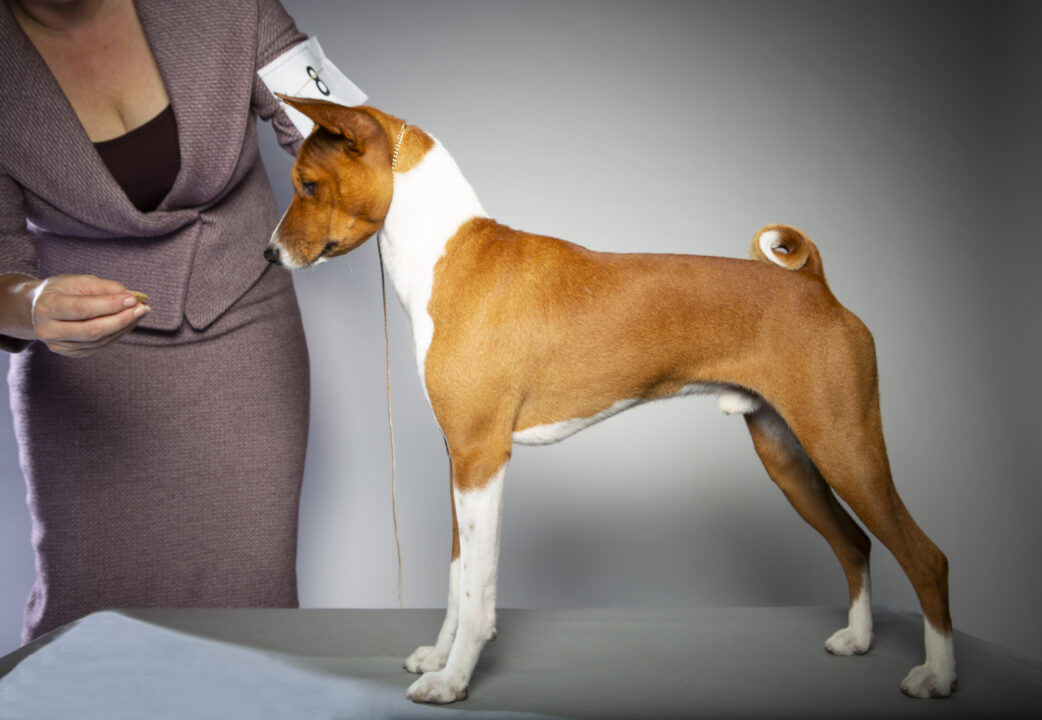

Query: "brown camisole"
<box><xmin>93</xmin><ymin>104</ymin><xmax>180</xmax><ymax>212</ymax></box>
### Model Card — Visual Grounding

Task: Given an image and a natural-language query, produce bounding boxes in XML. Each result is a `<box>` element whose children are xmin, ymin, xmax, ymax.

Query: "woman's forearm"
<box><xmin>0</xmin><ymin>273</ymin><xmax>41</xmax><ymax>341</ymax></box>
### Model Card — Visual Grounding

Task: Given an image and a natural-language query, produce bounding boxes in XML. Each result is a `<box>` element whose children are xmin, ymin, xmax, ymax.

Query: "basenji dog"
<box><xmin>265</xmin><ymin>95</ymin><xmax>955</xmax><ymax>705</ymax></box>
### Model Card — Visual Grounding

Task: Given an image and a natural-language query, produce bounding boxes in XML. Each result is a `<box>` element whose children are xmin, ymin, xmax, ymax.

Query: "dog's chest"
<box><xmin>379</xmin><ymin>140</ymin><xmax>488</xmax><ymax>395</ymax></box>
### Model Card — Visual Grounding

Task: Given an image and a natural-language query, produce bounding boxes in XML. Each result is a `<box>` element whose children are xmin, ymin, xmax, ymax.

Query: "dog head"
<box><xmin>265</xmin><ymin>96</ymin><xmax>399</xmax><ymax>269</ymax></box>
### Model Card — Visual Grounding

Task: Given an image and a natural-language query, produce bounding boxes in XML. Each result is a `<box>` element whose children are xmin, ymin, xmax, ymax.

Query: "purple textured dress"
<box><xmin>1</xmin><ymin>0</ymin><xmax>311</xmax><ymax>643</ymax></box>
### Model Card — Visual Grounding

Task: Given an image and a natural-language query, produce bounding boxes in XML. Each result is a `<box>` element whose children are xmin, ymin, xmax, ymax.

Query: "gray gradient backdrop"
<box><xmin>2</xmin><ymin>0</ymin><xmax>1040</xmax><ymax>667</ymax></box>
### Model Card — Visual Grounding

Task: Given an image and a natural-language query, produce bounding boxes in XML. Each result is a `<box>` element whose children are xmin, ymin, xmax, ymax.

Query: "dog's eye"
<box><xmin>301</xmin><ymin>181</ymin><xmax>317</xmax><ymax>196</ymax></box>
<box><xmin>323</xmin><ymin>241</ymin><xmax>337</xmax><ymax>256</ymax></box>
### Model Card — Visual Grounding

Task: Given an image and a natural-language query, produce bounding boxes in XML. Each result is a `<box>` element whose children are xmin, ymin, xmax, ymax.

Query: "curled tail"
<box><xmin>749</xmin><ymin>224</ymin><xmax>825</xmax><ymax>280</ymax></box>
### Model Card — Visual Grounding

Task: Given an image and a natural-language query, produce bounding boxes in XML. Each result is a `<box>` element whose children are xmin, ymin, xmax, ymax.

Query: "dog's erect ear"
<box><xmin>275</xmin><ymin>93</ymin><xmax>379</xmax><ymax>155</ymax></box>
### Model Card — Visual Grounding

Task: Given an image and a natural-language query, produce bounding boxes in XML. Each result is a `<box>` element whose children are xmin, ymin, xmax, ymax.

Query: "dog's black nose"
<box><xmin>264</xmin><ymin>246</ymin><xmax>281</xmax><ymax>265</ymax></box>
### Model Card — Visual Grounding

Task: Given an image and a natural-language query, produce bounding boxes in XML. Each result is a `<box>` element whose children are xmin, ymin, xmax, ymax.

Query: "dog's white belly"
<box><xmin>513</xmin><ymin>398</ymin><xmax>641</xmax><ymax>446</ymax></box>
<box><xmin>513</xmin><ymin>384</ymin><xmax>761</xmax><ymax>446</ymax></box>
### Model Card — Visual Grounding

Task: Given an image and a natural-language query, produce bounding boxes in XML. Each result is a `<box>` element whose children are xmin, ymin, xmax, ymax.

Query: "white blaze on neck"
<box><xmin>378</xmin><ymin>139</ymin><xmax>488</xmax><ymax>392</ymax></box>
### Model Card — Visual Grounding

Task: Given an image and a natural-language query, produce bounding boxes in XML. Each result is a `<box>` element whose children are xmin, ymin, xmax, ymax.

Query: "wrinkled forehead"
<box><xmin>296</xmin><ymin>130</ymin><xmax>347</xmax><ymax>169</ymax></box>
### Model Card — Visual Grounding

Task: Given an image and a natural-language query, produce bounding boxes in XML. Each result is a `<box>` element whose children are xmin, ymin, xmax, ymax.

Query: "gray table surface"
<box><xmin>1</xmin><ymin>607</ymin><xmax>1040</xmax><ymax>719</ymax></box>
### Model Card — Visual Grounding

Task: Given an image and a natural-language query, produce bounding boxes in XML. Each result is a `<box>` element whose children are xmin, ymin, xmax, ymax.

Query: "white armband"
<box><xmin>258</xmin><ymin>37</ymin><xmax>367</xmax><ymax>137</ymax></box>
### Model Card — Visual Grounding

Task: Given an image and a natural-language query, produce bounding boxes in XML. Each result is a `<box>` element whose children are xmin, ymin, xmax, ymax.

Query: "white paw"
<box><xmin>825</xmin><ymin>626</ymin><xmax>872</xmax><ymax>656</ymax></box>
<box><xmin>900</xmin><ymin>663</ymin><xmax>956</xmax><ymax>698</ymax></box>
<box><xmin>406</xmin><ymin>670</ymin><xmax>468</xmax><ymax>704</ymax></box>
<box><xmin>403</xmin><ymin>645</ymin><xmax>448</xmax><ymax>674</ymax></box>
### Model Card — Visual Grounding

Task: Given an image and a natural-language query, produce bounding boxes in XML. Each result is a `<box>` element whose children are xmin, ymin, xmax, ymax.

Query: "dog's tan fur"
<box><xmin>267</xmin><ymin>96</ymin><xmax>954</xmax><ymax>703</ymax></box>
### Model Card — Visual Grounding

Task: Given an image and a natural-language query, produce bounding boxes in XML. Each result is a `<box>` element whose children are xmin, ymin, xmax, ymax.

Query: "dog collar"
<box><xmin>391</xmin><ymin>122</ymin><xmax>407</xmax><ymax>171</ymax></box>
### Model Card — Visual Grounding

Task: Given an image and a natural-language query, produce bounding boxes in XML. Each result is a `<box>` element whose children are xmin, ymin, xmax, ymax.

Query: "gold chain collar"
<box><xmin>390</xmin><ymin>122</ymin><xmax>407</xmax><ymax>171</ymax></box>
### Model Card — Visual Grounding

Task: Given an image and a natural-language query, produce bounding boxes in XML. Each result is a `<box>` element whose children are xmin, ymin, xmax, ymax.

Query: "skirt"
<box><xmin>8</xmin><ymin>265</ymin><xmax>309</xmax><ymax>643</ymax></box>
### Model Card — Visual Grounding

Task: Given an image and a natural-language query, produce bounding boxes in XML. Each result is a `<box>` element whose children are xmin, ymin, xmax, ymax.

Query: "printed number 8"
<box><xmin>307</xmin><ymin>66</ymin><xmax>330</xmax><ymax>96</ymax></box>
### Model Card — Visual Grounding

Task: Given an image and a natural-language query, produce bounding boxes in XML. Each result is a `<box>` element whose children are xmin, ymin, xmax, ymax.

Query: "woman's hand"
<box><xmin>32</xmin><ymin>275</ymin><xmax>151</xmax><ymax>357</ymax></box>
<box><xmin>1</xmin><ymin>274</ymin><xmax>150</xmax><ymax>357</ymax></box>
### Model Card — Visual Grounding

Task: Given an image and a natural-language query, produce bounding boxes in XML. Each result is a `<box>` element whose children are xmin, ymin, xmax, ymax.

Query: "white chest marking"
<box><xmin>378</xmin><ymin>140</ymin><xmax>488</xmax><ymax>393</ymax></box>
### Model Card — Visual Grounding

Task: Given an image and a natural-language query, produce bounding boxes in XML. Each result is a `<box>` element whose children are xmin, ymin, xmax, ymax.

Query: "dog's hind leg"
<box><xmin>406</xmin><ymin>438</ymin><xmax>510</xmax><ymax>704</ymax></box>
<box><xmin>404</xmin><ymin>472</ymin><xmax>461</xmax><ymax>674</ymax></box>
<box><xmin>779</xmin><ymin>347</ymin><xmax>955</xmax><ymax>697</ymax></box>
<box><xmin>806</xmin><ymin>422</ymin><xmax>954</xmax><ymax>697</ymax></box>
<box><xmin>744</xmin><ymin>406</ymin><xmax>874</xmax><ymax>655</ymax></box>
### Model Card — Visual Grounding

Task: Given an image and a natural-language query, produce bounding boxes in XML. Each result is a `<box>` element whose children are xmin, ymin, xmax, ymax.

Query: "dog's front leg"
<box><xmin>405</xmin><ymin>465</ymin><xmax>463</xmax><ymax>674</ymax></box>
<box><xmin>404</xmin><ymin>558</ymin><xmax>460</xmax><ymax>673</ymax></box>
<box><xmin>406</xmin><ymin>461</ymin><xmax>507</xmax><ymax>704</ymax></box>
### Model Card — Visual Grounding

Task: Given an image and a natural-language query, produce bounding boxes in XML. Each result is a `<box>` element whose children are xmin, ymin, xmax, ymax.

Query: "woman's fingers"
<box><xmin>43</xmin><ymin>305</ymin><xmax>151</xmax><ymax>357</ymax></box>
<box><xmin>41</xmin><ymin>303</ymin><xmax>148</xmax><ymax>342</ymax></box>
<box><xmin>30</xmin><ymin>275</ymin><xmax>151</xmax><ymax>356</ymax></box>
<box><xmin>37</xmin><ymin>288</ymin><xmax>140</xmax><ymax>322</ymax></box>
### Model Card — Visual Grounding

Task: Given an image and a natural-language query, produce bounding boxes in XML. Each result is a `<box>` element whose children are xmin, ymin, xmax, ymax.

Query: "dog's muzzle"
<box><xmin>263</xmin><ymin>246</ymin><xmax>281</xmax><ymax>265</ymax></box>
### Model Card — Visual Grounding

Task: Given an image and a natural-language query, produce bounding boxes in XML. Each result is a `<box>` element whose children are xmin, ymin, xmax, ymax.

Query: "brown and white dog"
<box><xmin>265</xmin><ymin>95</ymin><xmax>955</xmax><ymax>705</ymax></box>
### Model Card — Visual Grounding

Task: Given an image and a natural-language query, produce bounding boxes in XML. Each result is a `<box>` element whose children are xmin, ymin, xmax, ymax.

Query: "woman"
<box><xmin>0</xmin><ymin>0</ymin><xmax>311</xmax><ymax>642</ymax></box>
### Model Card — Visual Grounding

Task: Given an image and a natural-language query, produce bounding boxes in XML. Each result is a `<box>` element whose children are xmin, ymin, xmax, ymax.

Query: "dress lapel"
<box><xmin>136</xmin><ymin>0</ymin><xmax>255</xmax><ymax>212</ymax></box>
<box><xmin>0</xmin><ymin>0</ymin><xmax>145</xmax><ymax>235</ymax></box>
<box><xmin>0</xmin><ymin>0</ymin><xmax>256</xmax><ymax>234</ymax></box>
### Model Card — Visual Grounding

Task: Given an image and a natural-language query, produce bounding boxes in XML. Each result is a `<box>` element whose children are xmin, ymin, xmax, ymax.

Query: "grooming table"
<box><xmin>1</xmin><ymin>607</ymin><xmax>1039</xmax><ymax>719</ymax></box>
